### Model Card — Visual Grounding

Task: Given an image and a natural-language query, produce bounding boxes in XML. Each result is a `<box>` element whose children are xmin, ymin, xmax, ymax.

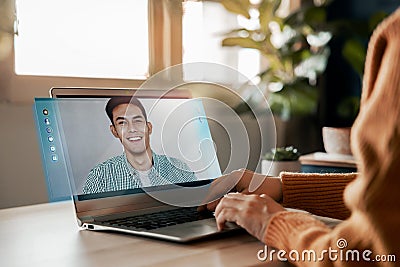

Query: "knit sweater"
<box><xmin>264</xmin><ymin>8</ymin><xmax>400</xmax><ymax>266</ymax></box>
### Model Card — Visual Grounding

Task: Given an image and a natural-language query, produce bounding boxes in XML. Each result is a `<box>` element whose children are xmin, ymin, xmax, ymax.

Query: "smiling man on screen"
<box><xmin>83</xmin><ymin>96</ymin><xmax>196</xmax><ymax>194</ymax></box>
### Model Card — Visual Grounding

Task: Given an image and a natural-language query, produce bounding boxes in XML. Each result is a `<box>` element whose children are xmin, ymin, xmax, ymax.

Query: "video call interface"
<box><xmin>53</xmin><ymin>97</ymin><xmax>222</xmax><ymax>200</ymax></box>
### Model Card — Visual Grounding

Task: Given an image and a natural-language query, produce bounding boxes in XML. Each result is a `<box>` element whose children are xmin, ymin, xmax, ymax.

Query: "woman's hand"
<box><xmin>214</xmin><ymin>192</ymin><xmax>285</xmax><ymax>243</ymax></box>
<box><xmin>198</xmin><ymin>169</ymin><xmax>282</xmax><ymax>211</ymax></box>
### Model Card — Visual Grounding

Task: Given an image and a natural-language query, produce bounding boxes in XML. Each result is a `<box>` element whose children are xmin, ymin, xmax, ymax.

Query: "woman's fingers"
<box><xmin>213</xmin><ymin>192</ymin><xmax>286</xmax><ymax>243</ymax></box>
<box><xmin>214</xmin><ymin>193</ymin><xmax>254</xmax><ymax>230</ymax></box>
<box><xmin>214</xmin><ymin>194</ymin><xmax>242</xmax><ymax>216</ymax></box>
<box><xmin>215</xmin><ymin>207</ymin><xmax>240</xmax><ymax>231</ymax></box>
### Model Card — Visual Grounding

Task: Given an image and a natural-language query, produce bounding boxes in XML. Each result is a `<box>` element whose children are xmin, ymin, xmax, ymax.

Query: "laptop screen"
<box><xmin>34</xmin><ymin>91</ymin><xmax>222</xmax><ymax>203</ymax></box>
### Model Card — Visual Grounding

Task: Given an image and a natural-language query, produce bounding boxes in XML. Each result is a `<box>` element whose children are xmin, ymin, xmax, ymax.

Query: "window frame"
<box><xmin>0</xmin><ymin>0</ymin><xmax>182</xmax><ymax>103</ymax></box>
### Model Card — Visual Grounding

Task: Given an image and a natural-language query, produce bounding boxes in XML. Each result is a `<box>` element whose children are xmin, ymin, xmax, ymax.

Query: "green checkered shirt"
<box><xmin>83</xmin><ymin>152</ymin><xmax>197</xmax><ymax>194</ymax></box>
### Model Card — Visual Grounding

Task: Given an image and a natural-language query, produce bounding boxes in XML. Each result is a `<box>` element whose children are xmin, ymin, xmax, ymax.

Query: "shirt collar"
<box><xmin>123</xmin><ymin>151</ymin><xmax>159</xmax><ymax>177</ymax></box>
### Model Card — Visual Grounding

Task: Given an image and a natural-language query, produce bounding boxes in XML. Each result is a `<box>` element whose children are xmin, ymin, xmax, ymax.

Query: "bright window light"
<box><xmin>14</xmin><ymin>0</ymin><xmax>149</xmax><ymax>79</ymax></box>
<box><xmin>182</xmin><ymin>1</ymin><xmax>260</xmax><ymax>83</ymax></box>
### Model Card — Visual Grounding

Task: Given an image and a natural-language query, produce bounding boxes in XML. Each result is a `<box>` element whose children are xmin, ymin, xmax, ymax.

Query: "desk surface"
<box><xmin>0</xmin><ymin>201</ymin><xmax>287</xmax><ymax>267</ymax></box>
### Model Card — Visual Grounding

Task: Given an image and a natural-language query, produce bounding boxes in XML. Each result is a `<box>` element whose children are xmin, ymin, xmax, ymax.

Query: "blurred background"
<box><xmin>0</xmin><ymin>0</ymin><xmax>399</xmax><ymax>209</ymax></box>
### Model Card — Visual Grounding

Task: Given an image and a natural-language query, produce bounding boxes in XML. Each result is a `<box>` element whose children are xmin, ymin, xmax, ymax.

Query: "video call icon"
<box><xmin>51</xmin><ymin>154</ymin><xmax>58</xmax><ymax>162</ymax></box>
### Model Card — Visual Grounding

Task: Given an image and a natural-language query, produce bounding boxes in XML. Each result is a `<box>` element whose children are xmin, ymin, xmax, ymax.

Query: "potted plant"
<box><xmin>261</xmin><ymin>146</ymin><xmax>301</xmax><ymax>176</ymax></box>
<box><xmin>219</xmin><ymin>0</ymin><xmax>334</xmax><ymax>154</ymax></box>
<box><xmin>220</xmin><ymin>0</ymin><xmax>333</xmax><ymax>120</ymax></box>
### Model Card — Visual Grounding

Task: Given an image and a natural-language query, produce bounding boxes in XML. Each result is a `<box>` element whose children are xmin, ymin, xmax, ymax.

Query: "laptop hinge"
<box><xmin>80</xmin><ymin>216</ymin><xmax>95</xmax><ymax>224</ymax></box>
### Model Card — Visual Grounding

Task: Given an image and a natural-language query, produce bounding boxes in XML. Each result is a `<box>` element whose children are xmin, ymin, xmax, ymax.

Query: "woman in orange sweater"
<box><xmin>203</xmin><ymin>8</ymin><xmax>400</xmax><ymax>266</ymax></box>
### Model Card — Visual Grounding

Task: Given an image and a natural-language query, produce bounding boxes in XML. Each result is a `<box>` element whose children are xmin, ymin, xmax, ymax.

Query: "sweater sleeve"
<box><xmin>263</xmin><ymin>8</ymin><xmax>400</xmax><ymax>267</ymax></box>
<box><xmin>280</xmin><ymin>172</ymin><xmax>357</xmax><ymax>220</ymax></box>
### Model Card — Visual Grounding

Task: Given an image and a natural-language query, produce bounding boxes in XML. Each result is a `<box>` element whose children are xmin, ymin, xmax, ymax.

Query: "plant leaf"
<box><xmin>269</xmin><ymin>82</ymin><xmax>318</xmax><ymax>119</ymax></box>
<box><xmin>259</xmin><ymin>0</ymin><xmax>281</xmax><ymax>32</ymax></box>
<box><xmin>286</xmin><ymin>85</ymin><xmax>318</xmax><ymax>115</ymax></box>
<box><xmin>220</xmin><ymin>0</ymin><xmax>251</xmax><ymax>19</ymax></box>
<box><xmin>342</xmin><ymin>38</ymin><xmax>366</xmax><ymax>77</ymax></box>
<box><xmin>304</xmin><ymin>7</ymin><xmax>326</xmax><ymax>26</ymax></box>
<box><xmin>264</xmin><ymin>145</ymin><xmax>300</xmax><ymax>161</ymax></box>
<box><xmin>222</xmin><ymin>37</ymin><xmax>262</xmax><ymax>50</ymax></box>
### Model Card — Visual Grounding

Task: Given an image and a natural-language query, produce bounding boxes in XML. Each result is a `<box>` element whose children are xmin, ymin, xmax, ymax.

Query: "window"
<box><xmin>15</xmin><ymin>0</ymin><xmax>149</xmax><ymax>79</ymax></box>
<box><xmin>182</xmin><ymin>1</ymin><xmax>261</xmax><ymax>82</ymax></box>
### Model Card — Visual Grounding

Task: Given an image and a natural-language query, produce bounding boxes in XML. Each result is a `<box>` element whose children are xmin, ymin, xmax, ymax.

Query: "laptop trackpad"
<box><xmin>150</xmin><ymin>219</ymin><xmax>238</xmax><ymax>239</ymax></box>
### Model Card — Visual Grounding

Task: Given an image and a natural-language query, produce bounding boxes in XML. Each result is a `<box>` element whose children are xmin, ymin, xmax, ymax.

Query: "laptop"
<box><xmin>34</xmin><ymin>87</ymin><xmax>240</xmax><ymax>242</ymax></box>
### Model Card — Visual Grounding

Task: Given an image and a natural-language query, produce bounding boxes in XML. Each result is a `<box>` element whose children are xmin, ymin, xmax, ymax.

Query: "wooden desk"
<box><xmin>0</xmin><ymin>201</ymin><xmax>286</xmax><ymax>267</ymax></box>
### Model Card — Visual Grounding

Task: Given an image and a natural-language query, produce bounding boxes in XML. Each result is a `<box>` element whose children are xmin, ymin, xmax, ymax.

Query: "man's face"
<box><xmin>110</xmin><ymin>103</ymin><xmax>152</xmax><ymax>156</ymax></box>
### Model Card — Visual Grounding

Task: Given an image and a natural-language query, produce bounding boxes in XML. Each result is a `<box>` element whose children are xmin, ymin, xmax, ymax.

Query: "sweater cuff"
<box><xmin>279</xmin><ymin>172</ymin><xmax>357</xmax><ymax>219</ymax></box>
<box><xmin>264</xmin><ymin>211</ymin><xmax>329</xmax><ymax>250</ymax></box>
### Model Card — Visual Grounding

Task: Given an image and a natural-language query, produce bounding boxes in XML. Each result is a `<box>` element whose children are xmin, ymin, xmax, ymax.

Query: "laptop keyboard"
<box><xmin>102</xmin><ymin>207</ymin><xmax>214</xmax><ymax>231</ymax></box>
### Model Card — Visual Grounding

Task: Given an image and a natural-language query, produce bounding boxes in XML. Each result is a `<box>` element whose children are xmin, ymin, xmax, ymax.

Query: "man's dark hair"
<box><xmin>105</xmin><ymin>96</ymin><xmax>147</xmax><ymax>125</ymax></box>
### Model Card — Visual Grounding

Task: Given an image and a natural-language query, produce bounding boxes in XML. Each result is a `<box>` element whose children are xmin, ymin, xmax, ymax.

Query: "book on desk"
<box><xmin>300</xmin><ymin>152</ymin><xmax>357</xmax><ymax>173</ymax></box>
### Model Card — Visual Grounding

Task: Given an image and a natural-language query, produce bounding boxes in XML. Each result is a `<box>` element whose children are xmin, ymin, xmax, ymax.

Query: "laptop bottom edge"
<box><xmin>82</xmin><ymin>219</ymin><xmax>241</xmax><ymax>243</ymax></box>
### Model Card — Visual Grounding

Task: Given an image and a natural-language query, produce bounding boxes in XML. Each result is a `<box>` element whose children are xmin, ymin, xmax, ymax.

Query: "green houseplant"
<box><xmin>261</xmin><ymin>146</ymin><xmax>301</xmax><ymax>176</ymax></box>
<box><xmin>263</xmin><ymin>145</ymin><xmax>301</xmax><ymax>161</ymax></box>
<box><xmin>220</xmin><ymin>0</ymin><xmax>333</xmax><ymax>120</ymax></box>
